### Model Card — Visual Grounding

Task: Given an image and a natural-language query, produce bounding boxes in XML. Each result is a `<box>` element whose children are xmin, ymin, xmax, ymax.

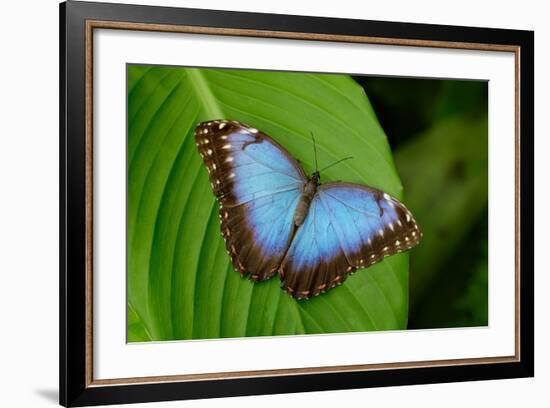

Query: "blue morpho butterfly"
<box><xmin>195</xmin><ymin>120</ymin><xmax>422</xmax><ymax>300</ymax></box>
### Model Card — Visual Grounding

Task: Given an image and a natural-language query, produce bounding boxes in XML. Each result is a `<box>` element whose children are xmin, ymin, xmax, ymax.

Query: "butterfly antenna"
<box><xmin>311</xmin><ymin>132</ymin><xmax>319</xmax><ymax>172</ymax></box>
<box><xmin>319</xmin><ymin>156</ymin><xmax>353</xmax><ymax>173</ymax></box>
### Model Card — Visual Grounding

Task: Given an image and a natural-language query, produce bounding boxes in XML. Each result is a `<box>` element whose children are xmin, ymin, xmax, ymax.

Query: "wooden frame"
<box><xmin>60</xmin><ymin>1</ymin><xmax>534</xmax><ymax>406</ymax></box>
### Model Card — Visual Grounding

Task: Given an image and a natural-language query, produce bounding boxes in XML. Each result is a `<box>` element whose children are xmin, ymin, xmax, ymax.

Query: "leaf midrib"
<box><xmin>186</xmin><ymin>68</ymin><xmax>224</xmax><ymax>119</ymax></box>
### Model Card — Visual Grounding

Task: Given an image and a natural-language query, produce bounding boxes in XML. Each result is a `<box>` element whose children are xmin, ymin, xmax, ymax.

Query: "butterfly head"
<box><xmin>309</xmin><ymin>132</ymin><xmax>352</xmax><ymax>184</ymax></box>
<box><xmin>311</xmin><ymin>171</ymin><xmax>321</xmax><ymax>185</ymax></box>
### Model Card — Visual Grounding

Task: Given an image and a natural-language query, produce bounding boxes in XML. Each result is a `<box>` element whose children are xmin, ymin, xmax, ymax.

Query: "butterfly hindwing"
<box><xmin>280</xmin><ymin>183</ymin><xmax>421</xmax><ymax>299</ymax></box>
<box><xmin>195</xmin><ymin>120</ymin><xmax>306</xmax><ymax>281</ymax></box>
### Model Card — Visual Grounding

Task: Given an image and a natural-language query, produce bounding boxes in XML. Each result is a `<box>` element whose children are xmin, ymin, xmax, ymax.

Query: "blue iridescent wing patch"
<box><xmin>280</xmin><ymin>183</ymin><xmax>421</xmax><ymax>298</ymax></box>
<box><xmin>195</xmin><ymin>120</ymin><xmax>421</xmax><ymax>299</ymax></box>
<box><xmin>195</xmin><ymin>120</ymin><xmax>306</xmax><ymax>281</ymax></box>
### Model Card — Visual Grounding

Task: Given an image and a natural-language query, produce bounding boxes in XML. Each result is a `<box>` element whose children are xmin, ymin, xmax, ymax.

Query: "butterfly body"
<box><xmin>293</xmin><ymin>172</ymin><xmax>319</xmax><ymax>227</ymax></box>
<box><xmin>195</xmin><ymin>120</ymin><xmax>421</xmax><ymax>299</ymax></box>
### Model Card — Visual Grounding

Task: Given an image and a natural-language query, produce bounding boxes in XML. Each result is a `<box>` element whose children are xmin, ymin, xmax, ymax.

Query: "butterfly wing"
<box><xmin>195</xmin><ymin>120</ymin><xmax>306</xmax><ymax>281</ymax></box>
<box><xmin>280</xmin><ymin>182</ymin><xmax>421</xmax><ymax>299</ymax></box>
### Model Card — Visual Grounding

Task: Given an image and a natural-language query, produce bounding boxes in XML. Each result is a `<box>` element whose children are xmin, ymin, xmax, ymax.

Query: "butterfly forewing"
<box><xmin>195</xmin><ymin>120</ymin><xmax>306</xmax><ymax>281</ymax></box>
<box><xmin>280</xmin><ymin>183</ymin><xmax>421</xmax><ymax>299</ymax></box>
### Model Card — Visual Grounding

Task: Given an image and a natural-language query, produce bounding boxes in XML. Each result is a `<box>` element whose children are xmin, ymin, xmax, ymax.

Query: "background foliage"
<box><xmin>127</xmin><ymin>66</ymin><xmax>488</xmax><ymax>342</ymax></box>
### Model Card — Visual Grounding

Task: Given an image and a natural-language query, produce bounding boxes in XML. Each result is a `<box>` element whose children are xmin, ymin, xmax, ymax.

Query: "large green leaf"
<box><xmin>127</xmin><ymin>65</ymin><xmax>409</xmax><ymax>341</ymax></box>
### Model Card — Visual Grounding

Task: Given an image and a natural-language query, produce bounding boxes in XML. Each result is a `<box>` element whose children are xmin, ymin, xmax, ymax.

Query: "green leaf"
<box><xmin>127</xmin><ymin>66</ymin><xmax>409</xmax><ymax>341</ymax></box>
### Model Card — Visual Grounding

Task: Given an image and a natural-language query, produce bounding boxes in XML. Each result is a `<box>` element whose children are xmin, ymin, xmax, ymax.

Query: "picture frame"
<box><xmin>59</xmin><ymin>0</ymin><xmax>534</xmax><ymax>406</ymax></box>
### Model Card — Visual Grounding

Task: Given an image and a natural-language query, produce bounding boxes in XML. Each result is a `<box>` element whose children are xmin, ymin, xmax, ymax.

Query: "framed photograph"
<box><xmin>60</xmin><ymin>1</ymin><xmax>534</xmax><ymax>406</ymax></box>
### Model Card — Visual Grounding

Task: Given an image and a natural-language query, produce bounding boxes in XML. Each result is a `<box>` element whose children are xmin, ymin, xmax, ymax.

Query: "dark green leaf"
<box><xmin>394</xmin><ymin>116</ymin><xmax>488</xmax><ymax>304</ymax></box>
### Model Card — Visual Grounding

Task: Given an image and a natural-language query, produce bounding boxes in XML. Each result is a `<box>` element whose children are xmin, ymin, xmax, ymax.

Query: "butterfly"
<box><xmin>195</xmin><ymin>120</ymin><xmax>421</xmax><ymax>300</ymax></box>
